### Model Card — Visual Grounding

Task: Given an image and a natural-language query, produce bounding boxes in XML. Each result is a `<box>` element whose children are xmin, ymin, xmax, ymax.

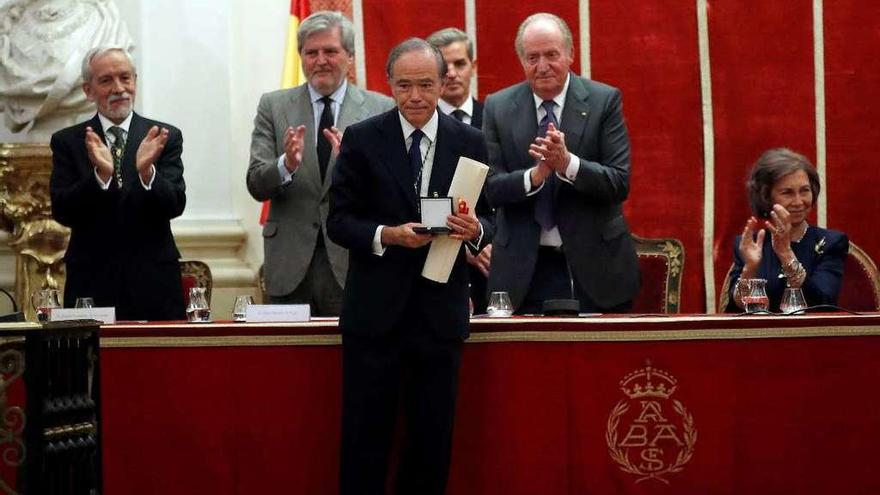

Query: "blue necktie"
<box><xmin>409</xmin><ymin>129</ymin><xmax>424</xmax><ymax>194</ymax></box>
<box><xmin>535</xmin><ymin>100</ymin><xmax>558</xmax><ymax>230</ymax></box>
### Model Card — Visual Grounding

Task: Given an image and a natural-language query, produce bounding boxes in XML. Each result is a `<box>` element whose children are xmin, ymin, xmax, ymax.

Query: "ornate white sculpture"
<box><xmin>0</xmin><ymin>0</ymin><xmax>134</xmax><ymax>141</ymax></box>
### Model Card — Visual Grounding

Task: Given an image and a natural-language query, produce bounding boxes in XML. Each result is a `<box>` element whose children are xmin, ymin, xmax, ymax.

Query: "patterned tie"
<box><xmin>534</xmin><ymin>100</ymin><xmax>559</xmax><ymax>230</ymax></box>
<box><xmin>451</xmin><ymin>109</ymin><xmax>467</xmax><ymax>122</ymax></box>
<box><xmin>316</xmin><ymin>96</ymin><xmax>334</xmax><ymax>181</ymax></box>
<box><xmin>107</xmin><ymin>126</ymin><xmax>126</xmax><ymax>187</ymax></box>
<box><xmin>408</xmin><ymin>129</ymin><xmax>424</xmax><ymax>195</ymax></box>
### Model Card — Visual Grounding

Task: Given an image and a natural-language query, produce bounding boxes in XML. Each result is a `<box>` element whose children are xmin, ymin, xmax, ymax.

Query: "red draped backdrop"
<box><xmin>310</xmin><ymin>0</ymin><xmax>880</xmax><ymax>312</ymax></box>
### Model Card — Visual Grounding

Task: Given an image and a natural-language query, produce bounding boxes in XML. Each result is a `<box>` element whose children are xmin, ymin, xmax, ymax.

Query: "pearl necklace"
<box><xmin>791</xmin><ymin>222</ymin><xmax>808</xmax><ymax>244</ymax></box>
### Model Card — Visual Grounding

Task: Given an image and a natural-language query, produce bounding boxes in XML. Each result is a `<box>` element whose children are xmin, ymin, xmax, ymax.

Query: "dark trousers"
<box><xmin>468</xmin><ymin>265</ymin><xmax>489</xmax><ymax>315</ymax></box>
<box><xmin>268</xmin><ymin>235</ymin><xmax>343</xmax><ymax>316</ymax></box>
<box><xmin>518</xmin><ymin>246</ymin><xmax>633</xmax><ymax>314</ymax></box>
<box><xmin>340</xmin><ymin>314</ymin><xmax>462</xmax><ymax>495</ymax></box>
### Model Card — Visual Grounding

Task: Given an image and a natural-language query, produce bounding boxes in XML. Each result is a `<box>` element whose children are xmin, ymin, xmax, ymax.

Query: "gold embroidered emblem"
<box><xmin>606</xmin><ymin>361</ymin><xmax>697</xmax><ymax>484</ymax></box>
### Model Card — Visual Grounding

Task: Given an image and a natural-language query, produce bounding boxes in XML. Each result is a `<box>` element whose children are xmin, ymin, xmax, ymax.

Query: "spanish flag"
<box><xmin>260</xmin><ymin>0</ymin><xmax>310</xmax><ymax>225</ymax></box>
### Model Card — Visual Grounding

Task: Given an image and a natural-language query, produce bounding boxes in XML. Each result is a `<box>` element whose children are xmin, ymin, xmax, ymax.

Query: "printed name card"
<box><xmin>50</xmin><ymin>307</ymin><xmax>117</xmax><ymax>324</ymax></box>
<box><xmin>245</xmin><ymin>304</ymin><xmax>310</xmax><ymax>323</ymax></box>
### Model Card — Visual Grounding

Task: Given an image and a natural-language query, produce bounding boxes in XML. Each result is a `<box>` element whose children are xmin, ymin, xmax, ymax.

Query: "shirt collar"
<box><xmin>399</xmin><ymin>108</ymin><xmax>439</xmax><ymax>143</ymax></box>
<box><xmin>437</xmin><ymin>93</ymin><xmax>474</xmax><ymax>117</ymax></box>
<box><xmin>97</xmin><ymin>111</ymin><xmax>133</xmax><ymax>135</ymax></box>
<box><xmin>532</xmin><ymin>72</ymin><xmax>571</xmax><ymax>111</ymax></box>
<box><xmin>308</xmin><ymin>79</ymin><xmax>348</xmax><ymax>105</ymax></box>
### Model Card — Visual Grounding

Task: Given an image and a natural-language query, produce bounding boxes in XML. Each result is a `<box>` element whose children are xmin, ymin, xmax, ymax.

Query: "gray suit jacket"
<box><xmin>247</xmin><ymin>83</ymin><xmax>394</xmax><ymax>296</ymax></box>
<box><xmin>483</xmin><ymin>74</ymin><xmax>640</xmax><ymax>309</ymax></box>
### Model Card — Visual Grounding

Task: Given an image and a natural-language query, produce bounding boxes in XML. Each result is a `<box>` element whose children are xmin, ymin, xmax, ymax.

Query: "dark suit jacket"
<box><xmin>726</xmin><ymin>226</ymin><xmax>848</xmax><ymax>312</ymax></box>
<box><xmin>328</xmin><ymin>109</ymin><xmax>490</xmax><ymax>339</ymax></box>
<box><xmin>50</xmin><ymin>112</ymin><xmax>186</xmax><ymax>320</ymax></box>
<box><xmin>483</xmin><ymin>75</ymin><xmax>640</xmax><ymax>310</ymax></box>
<box><xmin>471</xmin><ymin>97</ymin><xmax>484</xmax><ymax>129</ymax></box>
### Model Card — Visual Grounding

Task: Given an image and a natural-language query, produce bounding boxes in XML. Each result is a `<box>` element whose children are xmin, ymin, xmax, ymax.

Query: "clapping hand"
<box><xmin>283</xmin><ymin>125</ymin><xmax>307</xmax><ymax>172</ymax></box>
<box><xmin>136</xmin><ymin>126</ymin><xmax>169</xmax><ymax>182</ymax></box>
<box><xmin>738</xmin><ymin>216</ymin><xmax>766</xmax><ymax>276</ymax></box>
<box><xmin>529</xmin><ymin>123</ymin><xmax>570</xmax><ymax>174</ymax></box>
<box><xmin>322</xmin><ymin>126</ymin><xmax>343</xmax><ymax>155</ymax></box>
<box><xmin>85</xmin><ymin>127</ymin><xmax>114</xmax><ymax>182</ymax></box>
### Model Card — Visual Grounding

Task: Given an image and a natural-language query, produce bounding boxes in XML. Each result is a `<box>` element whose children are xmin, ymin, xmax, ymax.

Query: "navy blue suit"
<box><xmin>726</xmin><ymin>226</ymin><xmax>848</xmax><ymax>312</ymax></box>
<box><xmin>328</xmin><ymin>108</ymin><xmax>490</xmax><ymax>494</ymax></box>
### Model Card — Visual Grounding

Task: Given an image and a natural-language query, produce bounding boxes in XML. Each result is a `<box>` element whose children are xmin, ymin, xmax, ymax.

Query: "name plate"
<box><xmin>245</xmin><ymin>304</ymin><xmax>310</xmax><ymax>323</ymax></box>
<box><xmin>51</xmin><ymin>307</ymin><xmax>117</xmax><ymax>324</ymax></box>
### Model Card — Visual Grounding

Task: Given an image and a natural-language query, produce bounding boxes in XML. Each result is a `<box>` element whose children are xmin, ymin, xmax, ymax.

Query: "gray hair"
<box><xmin>298</xmin><ymin>11</ymin><xmax>355</xmax><ymax>55</ymax></box>
<box><xmin>81</xmin><ymin>47</ymin><xmax>136</xmax><ymax>83</ymax></box>
<box><xmin>514</xmin><ymin>13</ymin><xmax>574</xmax><ymax>59</ymax></box>
<box><xmin>746</xmin><ymin>148</ymin><xmax>821</xmax><ymax>218</ymax></box>
<box><xmin>426</xmin><ymin>27</ymin><xmax>474</xmax><ymax>61</ymax></box>
<box><xmin>385</xmin><ymin>38</ymin><xmax>447</xmax><ymax>81</ymax></box>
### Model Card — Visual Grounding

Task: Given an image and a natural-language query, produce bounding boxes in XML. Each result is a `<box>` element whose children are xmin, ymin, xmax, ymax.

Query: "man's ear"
<box><xmin>82</xmin><ymin>83</ymin><xmax>94</xmax><ymax>102</ymax></box>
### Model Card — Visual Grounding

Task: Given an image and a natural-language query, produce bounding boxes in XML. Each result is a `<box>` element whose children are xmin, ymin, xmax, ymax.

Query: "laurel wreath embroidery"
<box><xmin>606</xmin><ymin>399</ymin><xmax>698</xmax><ymax>484</ymax></box>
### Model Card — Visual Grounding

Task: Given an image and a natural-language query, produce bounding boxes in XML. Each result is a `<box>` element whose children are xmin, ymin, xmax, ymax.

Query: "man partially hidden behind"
<box><xmin>247</xmin><ymin>11</ymin><xmax>394</xmax><ymax>315</ymax></box>
<box><xmin>50</xmin><ymin>47</ymin><xmax>186</xmax><ymax>320</ymax></box>
<box><xmin>483</xmin><ymin>13</ymin><xmax>640</xmax><ymax>314</ymax></box>
<box><xmin>328</xmin><ymin>38</ymin><xmax>491</xmax><ymax>495</ymax></box>
<box><xmin>426</xmin><ymin>27</ymin><xmax>493</xmax><ymax>314</ymax></box>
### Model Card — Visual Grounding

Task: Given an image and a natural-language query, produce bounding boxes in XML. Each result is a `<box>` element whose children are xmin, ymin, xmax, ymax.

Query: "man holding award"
<box><xmin>327</xmin><ymin>38</ymin><xmax>491</xmax><ymax>495</ymax></box>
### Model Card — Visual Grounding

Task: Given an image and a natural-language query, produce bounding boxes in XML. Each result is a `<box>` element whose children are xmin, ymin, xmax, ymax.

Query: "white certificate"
<box><xmin>422</xmin><ymin>156</ymin><xmax>489</xmax><ymax>283</ymax></box>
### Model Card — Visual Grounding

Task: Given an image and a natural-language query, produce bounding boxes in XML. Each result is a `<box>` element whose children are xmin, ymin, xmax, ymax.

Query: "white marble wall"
<box><xmin>0</xmin><ymin>0</ymin><xmax>293</xmax><ymax>316</ymax></box>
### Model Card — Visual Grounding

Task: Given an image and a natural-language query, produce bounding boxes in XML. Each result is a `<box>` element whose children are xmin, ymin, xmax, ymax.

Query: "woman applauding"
<box><xmin>727</xmin><ymin>148</ymin><xmax>848</xmax><ymax>312</ymax></box>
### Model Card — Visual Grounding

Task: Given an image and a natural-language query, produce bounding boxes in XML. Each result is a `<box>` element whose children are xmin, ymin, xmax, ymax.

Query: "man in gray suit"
<box><xmin>483</xmin><ymin>13</ymin><xmax>640</xmax><ymax>314</ymax></box>
<box><xmin>247</xmin><ymin>11</ymin><xmax>394</xmax><ymax>315</ymax></box>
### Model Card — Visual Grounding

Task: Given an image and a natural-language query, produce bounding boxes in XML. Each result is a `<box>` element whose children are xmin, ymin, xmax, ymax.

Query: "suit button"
<box><xmin>313</xmin><ymin>222</ymin><xmax>320</xmax><ymax>229</ymax></box>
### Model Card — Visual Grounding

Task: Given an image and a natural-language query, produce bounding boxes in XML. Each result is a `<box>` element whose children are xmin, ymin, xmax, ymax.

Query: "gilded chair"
<box><xmin>838</xmin><ymin>241</ymin><xmax>880</xmax><ymax>312</ymax></box>
<box><xmin>631</xmin><ymin>234</ymin><xmax>685</xmax><ymax>313</ymax></box>
<box><xmin>718</xmin><ymin>264</ymin><xmax>735</xmax><ymax>313</ymax></box>
<box><xmin>180</xmin><ymin>260</ymin><xmax>213</xmax><ymax>307</ymax></box>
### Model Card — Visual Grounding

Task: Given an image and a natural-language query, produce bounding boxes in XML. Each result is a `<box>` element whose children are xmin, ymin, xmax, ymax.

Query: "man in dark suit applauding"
<box><xmin>50</xmin><ymin>47</ymin><xmax>186</xmax><ymax>320</ymax></box>
<box><xmin>483</xmin><ymin>13</ymin><xmax>639</xmax><ymax>314</ymax></box>
<box><xmin>328</xmin><ymin>38</ymin><xmax>490</xmax><ymax>495</ymax></box>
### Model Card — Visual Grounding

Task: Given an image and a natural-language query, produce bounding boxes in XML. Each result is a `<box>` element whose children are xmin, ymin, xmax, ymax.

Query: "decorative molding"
<box><xmin>99</xmin><ymin>323</ymin><xmax>880</xmax><ymax>348</ymax></box>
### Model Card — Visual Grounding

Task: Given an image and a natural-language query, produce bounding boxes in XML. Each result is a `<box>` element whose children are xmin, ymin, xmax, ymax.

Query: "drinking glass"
<box><xmin>486</xmin><ymin>291</ymin><xmax>513</xmax><ymax>318</ymax></box>
<box><xmin>232</xmin><ymin>295</ymin><xmax>254</xmax><ymax>322</ymax></box>
<box><xmin>779</xmin><ymin>287</ymin><xmax>807</xmax><ymax>314</ymax></box>
<box><xmin>742</xmin><ymin>279</ymin><xmax>769</xmax><ymax>314</ymax></box>
<box><xmin>74</xmin><ymin>297</ymin><xmax>95</xmax><ymax>309</ymax></box>
<box><xmin>186</xmin><ymin>287</ymin><xmax>211</xmax><ymax>323</ymax></box>
<box><xmin>31</xmin><ymin>289</ymin><xmax>61</xmax><ymax>323</ymax></box>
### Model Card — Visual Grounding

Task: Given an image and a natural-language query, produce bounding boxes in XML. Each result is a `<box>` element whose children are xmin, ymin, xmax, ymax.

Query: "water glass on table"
<box><xmin>232</xmin><ymin>295</ymin><xmax>254</xmax><ymax>322</ymax></box>
<box><xmin>75</xmin><ymin>297</ymin><xmax>95</xmax><ymax>309</ymax></box>
<box><xmin>186</xmin><ymin>287</ymin><xmax>211</xmax><ymax>323</ymax></box>
<box><xmin>741</xmin><ymin>279</ymin><xmax>769</xmax><ymax>314</ymax></box>
<box><xmin>31</xmin><ymin>289</ymin><xmax>61</xmax><ymax>323</ymax></box>
<box><xmin>779</xmin><ymin>287</ymin><xmax>807</xmax><ymax>314</ymax></box>
<box><xmin>486</xmin><ymin>291</ymin><xmax>513</xmax><ymax>318</ymax></box>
